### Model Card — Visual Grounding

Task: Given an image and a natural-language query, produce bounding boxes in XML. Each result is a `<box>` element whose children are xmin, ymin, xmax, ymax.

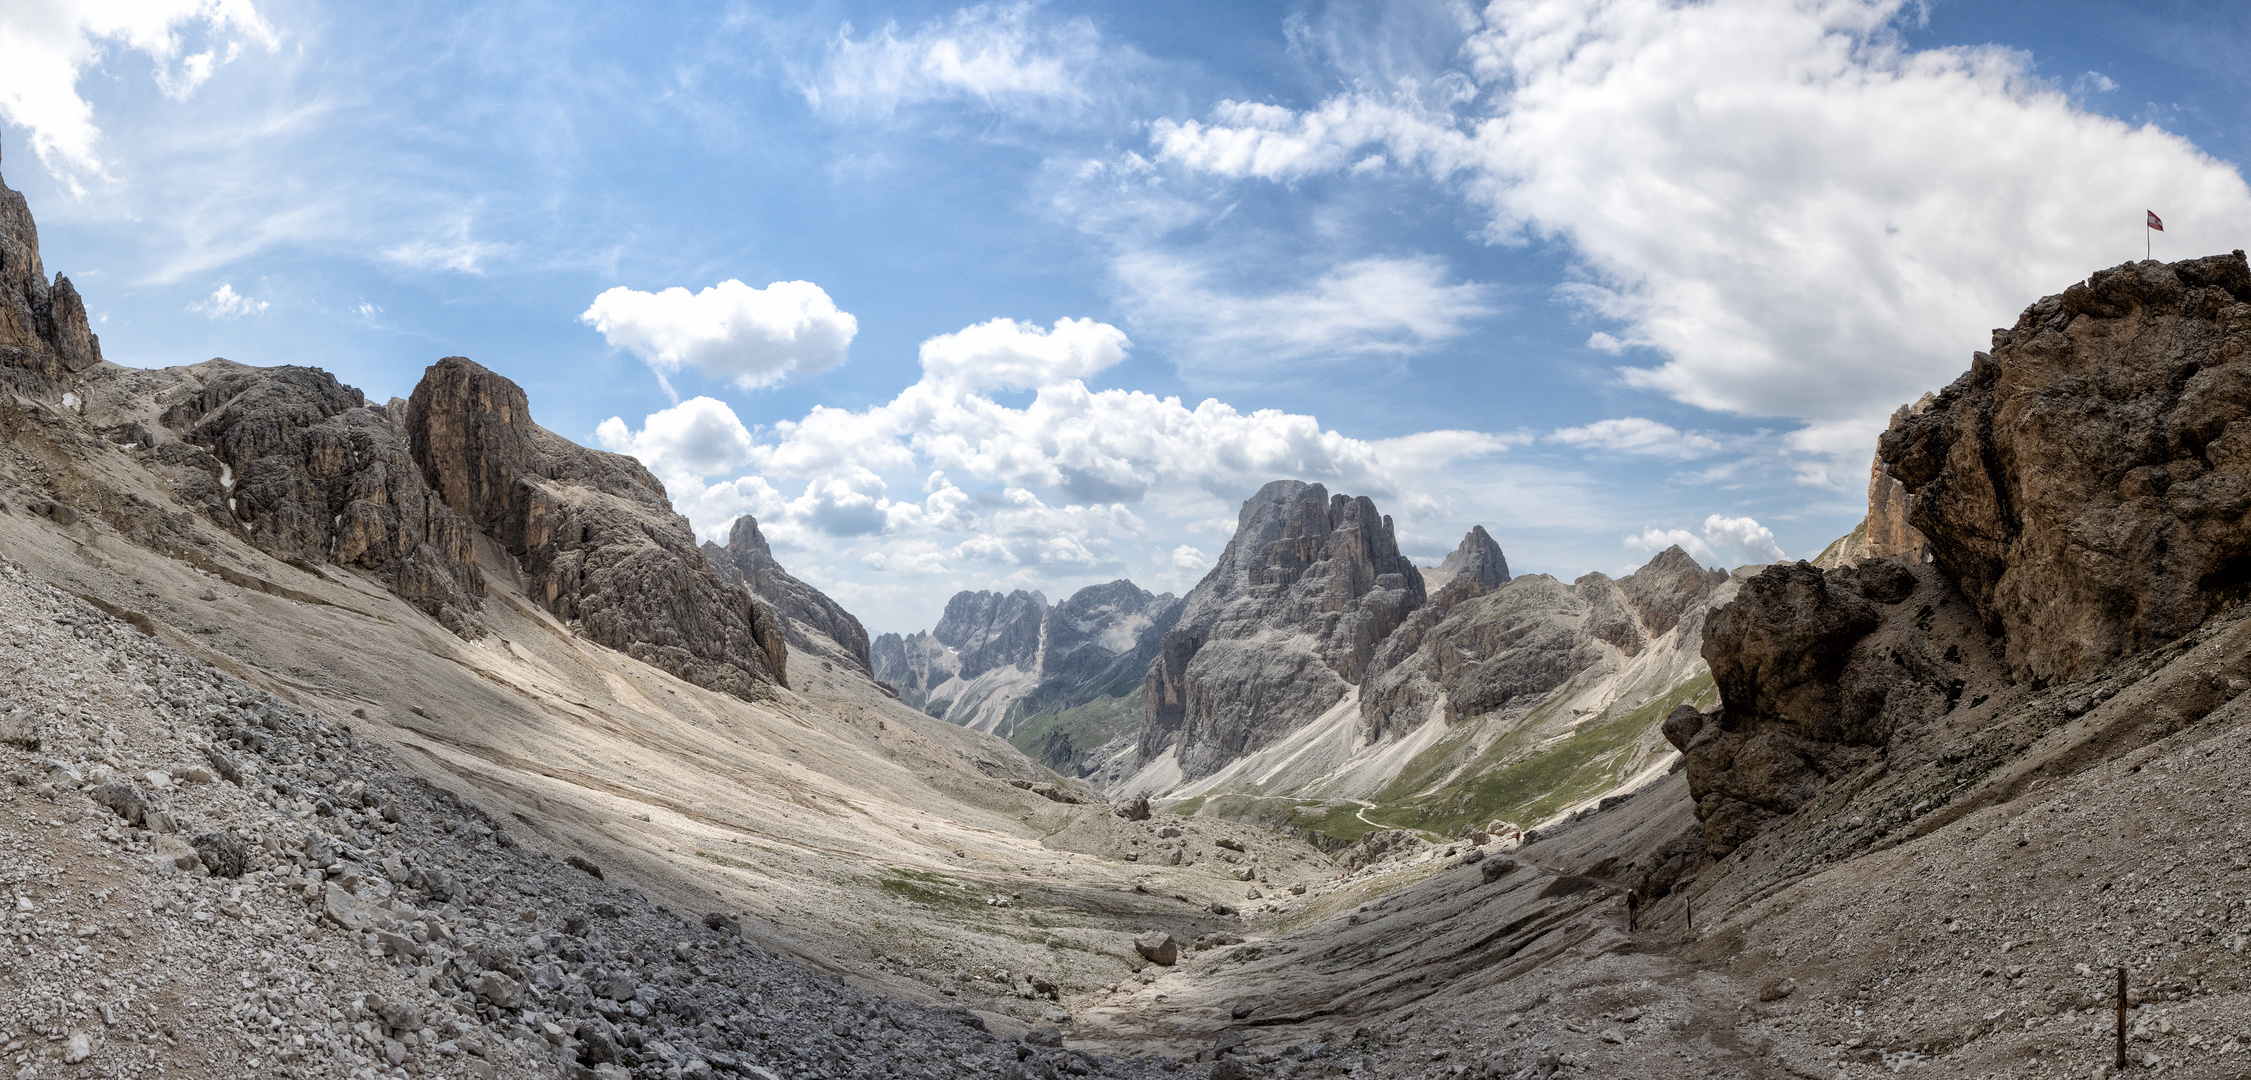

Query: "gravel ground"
<box><xmin>0</xmin><ymin>557</ymin><xmax>1186</xmax><ymax>1080</ymax></box>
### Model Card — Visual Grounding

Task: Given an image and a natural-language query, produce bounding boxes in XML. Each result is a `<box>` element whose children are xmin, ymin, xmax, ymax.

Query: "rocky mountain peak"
<box><xmin>0</xmin><ymin>143</ymin><xmax>102</xmax><ymax>391</ymax></box>
<box><xmin>1139</xmin><ymin>480</ymin><xmax>1428</xmax><ymax>778</ymax></box>
<box><xmin>934</xmin><ymin>589</ymin><xmax>1049</xmax><ymax>680</ymax></box>
<box><xmin>703</xmin><ymin>514</ymin><xmax>872</xmax><ymax>674</ymax></box>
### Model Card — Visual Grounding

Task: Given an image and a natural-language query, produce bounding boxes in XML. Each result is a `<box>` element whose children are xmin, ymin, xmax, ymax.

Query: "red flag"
<box><xmin>2147</xmin><ymin>210</ymin><xmax>2165</xmax><ymax>231</ymax></box>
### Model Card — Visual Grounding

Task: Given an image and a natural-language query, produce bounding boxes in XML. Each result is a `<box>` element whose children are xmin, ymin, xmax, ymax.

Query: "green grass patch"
<box><xmin>1168</xmin><ymin>795</ymin><xmax>1208</xmax><ymax>817</ymax></box>
<box><xmin>1004</xmin><ymin>694</ymin><xmax>1141</xmax><ymax>773</ymax></box>
<box><xmin>875</xmin><ymin>867</ymin><xmax>973</xmax><ymax>907</ymax></box>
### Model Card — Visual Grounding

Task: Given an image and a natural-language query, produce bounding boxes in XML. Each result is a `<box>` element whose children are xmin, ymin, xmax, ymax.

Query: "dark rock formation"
<box><xmin>869</xmin><ymin>631</ymin><xmax>959</xmax><ymax>710</ymax></box>
<box><xmin>1422</xmin><ymin>524</ymin><xmax>1510</xmax><ymax>603</ymax></box>
<box><xmin>1140</xmin><ymin>481</ymin><xmax>1426</xmax><ymax>778</ymax></box>
<box><xmin>0</xmin><ymin>144</ymin><xmax>102</xmax><ymax>392</ymax></box>
<box><xmin>1360</xmin><ymin>546</ymin><xmax>1726</xmax><ymax>741</ymax></box>
<box><xmin>156</xmin><ymin>361</ymin><xmax>488</xmax><ymax>635</ymax></box>
<box><xmin>1882</xmin><ymin>252</ymin><xmax>2251</xmax><ymax>683</ymax></box>
<box><xmin>406</xmin><ymin>356</ymin><xmax>786</xmax><ymax>698</ymax></box>
<box><xmin>1676</xmin><ymin>557</ymin><xmax>1999</xmax><ymax>855</ymax></box>
<box><xmin>703</xmin><ymin>515</ymin><xmax>871</xmax><ymax>674</ymax></box>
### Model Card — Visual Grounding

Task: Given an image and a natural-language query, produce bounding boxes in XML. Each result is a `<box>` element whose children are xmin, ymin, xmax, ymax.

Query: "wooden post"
<box><xmin>2116</xmin><ymin>967</ymin><xmax>2127</xmax><ymax>1070</ymax></box>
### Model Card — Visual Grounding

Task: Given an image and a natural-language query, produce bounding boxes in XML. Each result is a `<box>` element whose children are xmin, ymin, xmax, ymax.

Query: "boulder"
<box><xmin>1113</xmin><ymin>796</ymin><xmax>1151</xmax><ymax>821</ymax></box>
<box><xmin>1132</xmin><ymin>931</ymin><xmax>1178</xmax><ymax>966</ymax></box>
<box><xmin>89</xmin><ymin>780</ymin><xmax>151</xmax><ymax>826</ymax></box>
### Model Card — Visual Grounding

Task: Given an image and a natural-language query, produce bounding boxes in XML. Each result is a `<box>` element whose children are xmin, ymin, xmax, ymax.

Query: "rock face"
<box><xmin>934</xmin><ymin>589</ymin><xmax>1048</xmax><ymax>680</ymax></box>
<box><xmin>703</xmin><ymin>515</ymin><xmax>871</xmax><ymax>674</ymax></box>
<box><xmin>406</xmin><ymin>356</ymin><xmax>786</xmax><ymax>698</ymax></box>
<box><xmin>1420</xmin><ymin>524</ymin><xmax>1510</xmax><ymax>600</ymax></box>
<box><xmin>1678</xmin><ymin>255</ymin><xmax>2251</xmax><ymax>857</ymax></box>
<box><xmin>1882</xmin><ymin>252</ymin><xmax>2251</xmax><ymax>684</ymax></box>
<box><xmin>1139</xmin><ymin>481</ymin><xmax>1426</xmax><ymax>779</ymax></box>
<box><xmin>0</xmin><ymin>146</ymin><xmax>101</xmax><ymax>393</ymax></box>
<box><xmin>1676</xmin><ymin>557</ymin><xmax>2003</xmax><ymax>856</ymax></box>
<box><xmin>1815</xmin><ymin>395</ymin><xmax>1933</xmax><ymax>569</ymax></box>
<box><xmin>1023</xmin><ymin>580</ymin><xmax>1183</xmax><ymax>715</ymax></box>
<box><xmin>1361</xmin><ymin>546</ymin><xmax>1725</xmax><ymax>742</ymax></box>
<box><xmin>156</xmin><ymin>361</ymin><xmax>488</xmax><ymax>635</ymax></box>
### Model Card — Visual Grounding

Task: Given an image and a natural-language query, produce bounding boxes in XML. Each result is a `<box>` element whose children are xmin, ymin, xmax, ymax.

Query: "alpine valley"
<box><xmin>1</xmin><ymin>144</ymin><xmax>2248</xmax><ymax>1080</ymax></box>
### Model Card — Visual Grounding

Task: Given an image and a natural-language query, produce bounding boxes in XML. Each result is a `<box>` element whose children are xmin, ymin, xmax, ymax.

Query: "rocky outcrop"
<box><xmin>1673</xmin><ymin>557</ymin><xmax>2002</xmax><ymax>855</ymax></box>
<box><xmin>1815</xmin><ymin>395</ymin><xmax>1933</xmax><ymax>569</ymax></box>
<box><xmin>1882</xmin><ymin>253</ymin><xmax>2251</xmax><ymax>684</ymax></box>
<box><xmin>1024</xmin><ymin>581</ymin><xmax>1182</xmax><ymax>714</ymax></box>
<box><xmin>1420</xmin><ymin>524</ymin><xmax>1510</xmax><ymax>602</ymax></box>
<box><xmin>703</xmin><ymin>515</ymin><xmax>871</xmax><ymax>673</ymax></box>
<box><xmin>406</xmin><ymin>356</ymin><xmax>786</xmax><ymax>698</ymax></box>
<box><xmin>1361</xmin><ymin>546</ymin><xmax>1725</xmax><ymax>741</ymax></box>
<box><xmin>157</xmin><ymin>361</ymin><xmax>488</xmax><ymax>635</ymax></box>
<box><xmin>0</xmin><ymin>144</ymin><xmax>102</xmax><ymax>392</ymax></box>
<box><xmin>1139</xmin><ymin>481</ymin><xmax>1426</xmax><ymax>779</ymax></box>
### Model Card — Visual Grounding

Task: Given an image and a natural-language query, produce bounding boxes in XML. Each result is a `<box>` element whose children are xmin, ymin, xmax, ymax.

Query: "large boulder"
<box><xmin>1882</xmin><ymin>252</ymin><xmax>2251</xmax><ymax>684</ymax></box>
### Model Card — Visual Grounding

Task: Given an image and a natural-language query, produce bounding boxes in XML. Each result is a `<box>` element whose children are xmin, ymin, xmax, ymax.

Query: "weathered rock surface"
<box><xmin>156</xmin><ymin>360</ymin><xmax>489</xmax><ymax>635</ymax></box>
<box><xmin>1360</xmin><ymin>546</ymin><xmax>1724</xmax><ymax>741</ymax></box>
<box><xmin>1882</xmin><ymin>252</ymin><xmax>2251</xmax><ymax>683</ymax></box>
<box><xmin>408</xmin><ymin>356</ymin><xmax>786</xmax><ymax>698</ymax></box>
<box><xmin>1139</xmin><ymin>481</ymin><xmax>1426</xmax><ymax>778</ymax></box>
<box><xmin>0</xmin><ymin>146</ymin><xmax>101</xmax><ymax>393</ymax></box>
<box><xmin>935</xmin><ymin>589</ymin><xmax>1050</xmax><ymax>680</ymax></box>
<box><xmin>1419</xmin><ymin>523</ymin><xmax>1510</xmax><ymax>601</ymax></box>
<box><xmin>703</xmin><ymin>514</ymin><xmax>871</xmax><ymax>674</ymax></box>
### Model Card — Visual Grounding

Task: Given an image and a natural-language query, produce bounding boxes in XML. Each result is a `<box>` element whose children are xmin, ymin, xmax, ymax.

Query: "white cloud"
<box><xmin>581</xmin><ymin>279</ymin><xmax>858</xmax><ymax>391</ymax></box>
<box><xmin>806</xmin><ymin>2</ymin><xmax>1102</xmax><ymax>120</ymax></box>
<box><xmin>1627</xmin><ymin>512</ymin><xmax>1784</xmax><ymax>568</ymax></box>
<box><xmin>1114</xmin><ymin>252</ymin><xmax>1493</xmax><ymax>370</ymax></box>
<box><xmin>594</xmin><ymin>396</ymin><xmax>757</xmax><ymax>477</ymax></box>
<box><xmin>918</xmin><ymin>316</ymin><xmax>1128</xmax><ymax>391</ymax></box>
<box><xmin>0</xmin><ymin>0</ymin><xmax>279</xmax><ymax>187</ymax></box>
<box><xmin>382</xmin><ymin>217</ymin><xmax>507</xmax><ymax>275</ymax></box>
<box><xmin>1549</xmin><ymin>417</ymin><xmax>1720</xmax><ymax>459</ymax></box>
<box><xmin>187</xmin><ymin>283</ymin><xmax>266</xmax><ymax>318</ymax></box>
<box><xmin>593</xmin><ymin>313</ymin><xmax>1540</xmax><ymax>624</ymax></box>
<box><xmin>1146</xmin><ymin>0</ymin><xmax>2251</xmax><ymax>471</ymax></box>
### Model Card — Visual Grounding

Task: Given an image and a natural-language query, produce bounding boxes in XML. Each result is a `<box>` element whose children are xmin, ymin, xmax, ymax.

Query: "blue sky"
<box><xmin>7</xmin><ymin>0</ymin><xmax>2251</xmax><ymax>633</ymax></box>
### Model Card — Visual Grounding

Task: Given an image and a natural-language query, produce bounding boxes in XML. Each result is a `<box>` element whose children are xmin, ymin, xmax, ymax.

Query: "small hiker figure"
<box><xmin>1625</xmin><ymin>888</ymin><xmax>1640</xmax><ymax>933</ymax></box>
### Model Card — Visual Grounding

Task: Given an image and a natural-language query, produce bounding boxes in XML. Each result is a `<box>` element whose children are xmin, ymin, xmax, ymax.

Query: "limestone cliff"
<box><xmin>407</xmin><ymin>356</ymin><xmax>787</xmax><ymax>698</ymax></box>
<box><xmin>1361</xmin><ymin>545</ymin><xmax>1725</xmax><ymax>742</ymax></box>
<box><xmin>704</xmin><ymin>515</ymin><xmax>871</xmax><ymax>674</ymax></box>
<box><xmin>1681</xmin><ymin>252</ymin><xmax>2251</xmax><ymax>858</ymax></box>
<box><xmin>871</xmin><ymin>581</ymin><xmax>1180</xmax><ymax>767</ymax></box>
<box><xmin>0</xmin><ymin>146</ymin><xmax>101</xmax><ymax>392</ymax></box>
<box><xmin>1138</xmin><ymin>480</ymin><xmax>1426</xmax><ymax>780</ymax></box>
<box><xmin>1884</xmin><ymin>252</ymin><xmax>2251</xmax><ymax>683</ymax></box>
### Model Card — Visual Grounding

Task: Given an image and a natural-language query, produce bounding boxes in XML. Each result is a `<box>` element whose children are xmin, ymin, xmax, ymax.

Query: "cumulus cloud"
<box><xmin>594</xmin><ymin>396</ymin><xmax>757</xmax><ymax>477</ymax></box>
<box><xmin>593</xmin><ymin>314</ymin><xmax>1532</xmax><ymax>621</ymax></box>
<box><xmin>0</xmin><ymin>0</ymin><xmax>279</xmax><ymax>186</ymax></box>
<box><xmin>188</xmin><ymin>283</ymin><xmax>266</xmax><ymax>318</ymax></box>
<box><xmin>581</xmin><ymin>279</ymin><xmax>858</xmax><ymax>391</ymax></box>
<box><xmin>918</xmin><ymin>316</ymin><xmax>1128</xmax><ymax>391</ymax></box>
<box><xmin>1549</xmin><ymin>418</ymin><xmax>1720</xmax><ymax>458</ymax></box>
<box><xmin>1627</xmin><ymin>512</ymin><xmax>1784</xmax><ymax>568</ymax></box>
<box><xmin>806</xmin><ymin>2</ymin><xmax>1104</xmax><ymax>120</ymax></box>
<box><xmin>1147</xmin><ymin>0</ymin><xmax>2251</xmax><ymax>464</ymax></box>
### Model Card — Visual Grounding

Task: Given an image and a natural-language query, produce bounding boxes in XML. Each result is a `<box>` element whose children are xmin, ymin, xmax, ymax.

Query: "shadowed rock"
<box><xmin>0</xmin><ymin>143</ymin><xmax>102</xmax><ymax>392</ymax></box>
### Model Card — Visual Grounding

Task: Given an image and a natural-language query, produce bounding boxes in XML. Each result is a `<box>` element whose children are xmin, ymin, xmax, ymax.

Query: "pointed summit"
<box><xmin>703</xmin><ymin>515</ymin><xmax>873</xmax><ymax>674</ymax></box>
<box><xmin>0</xmin><ymin>137</ymin><xmax>103</xmax><ymax>391</ymax></box>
